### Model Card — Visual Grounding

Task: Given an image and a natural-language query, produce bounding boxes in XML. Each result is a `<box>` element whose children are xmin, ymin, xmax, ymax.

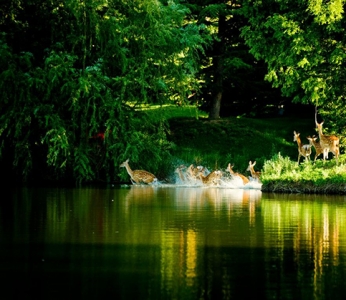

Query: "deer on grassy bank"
<box><xmin>293</xmin><ymin>131</ymin><xmax>312</xmax><ymax>164</ymax></box>
<box><xmin>315</xmin><ymin>108</ymin><xmax>339</xmax><ymax>164</ymax></box>
<box><xmin>246</xmin><ymin>161</ymin><xmax>261</xmax><ymax>181</ymax></box>
<box><xmin>307</xmin><ymin>135</ymin><xmax>324</xmax><ymax>162</ymax></box>
<box><xmin>226</xmin><ymin>163</ymin><xmax>249</xmax><ymax>185</ymax></box>
<box><xmin>119</xmin><ymin>159</ymin><xmax>157</xmax><ymax>184</ymax></box>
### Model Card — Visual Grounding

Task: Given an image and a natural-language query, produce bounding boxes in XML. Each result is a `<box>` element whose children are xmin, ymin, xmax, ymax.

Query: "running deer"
<box><xmin>119</xmin><ymin>159</ymin><xmax>157</xmax><ymax>184</ymax></box>
<box><xmin>197</xmin><ymin>169</ymin><xmax>222</xmax><ymax>185</ymax></box>
<box><xmin>293</xmin><ymin>131</ymin><xmax>312</xmax><ymax>164</ymax></box>
<box><xmin>246</xmin><ymin>161</ymin><xmax>261</xmax><ymax>181</ymax></box>
<box><xmin>307</xmin><ymin>135</ymin><xmax>324</xmax><ymax>162</ymax></box>
<box><xmin>226</xmin><ymin>163</ymin><xmax>249</xmax><ymax>185</ymax></box>
<box><xmin>186</xmin><ymin>164</ymin><xmax>204</xmax><ymax>181</ymax></box>
<box><xmin>315</xmin><ymin>108</ymin><xmax>339</xmax><ymax>164</ymax></box>
<box><xmin>174</xmin><ymin>165</ymin><xmax>186</xmax><ymax>183</ymax></box>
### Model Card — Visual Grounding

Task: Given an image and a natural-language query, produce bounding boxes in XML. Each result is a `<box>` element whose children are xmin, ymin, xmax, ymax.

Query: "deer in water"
<box><xmin>174</xmin><ymin>165</ymin><xmax>187</xmax><ymax>183</ymax></box>
<box><xmin>196</xmin><ymin>169</ymin><xmax>222</xmax><ymax>186</ymax></box>
<box><xmin>186</xmin><ymin>164</ymin><xmax>204</xmax><ymax>181</ymax></box>
<box><xmin>293</xmin><ymin>131</ymin><xmax>312</xmax><ymax>164</ymax></box>
<box><xmin>307</xmin><ymin>135</ymin><xmax>324</xmax><ymax>162</ymax></box>
<box><xmin>315</xmin><ymin>108</ymin><xmax>339</xmax><ymax>164</ymax></box>
<box><xmin>119</xmin><ymin>159</ymin><xmax>157</xmax><ymax>184</ymax></box>
<box><xmin>226</xmin><ymin>163</ymin><xmax>249</xmax><ymax>185</ymax></box>
<box><xmin>246</xmin><ymin>161</ymin><xmax>261</xmax><ymax>181</ymax></box>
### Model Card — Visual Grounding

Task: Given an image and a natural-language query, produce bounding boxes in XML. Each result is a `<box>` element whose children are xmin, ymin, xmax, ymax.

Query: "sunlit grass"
<box><xmin>135</xmin><ymin>104</ymin><xmax>208</xmax><ymax>121</ymax></box>
<box><xmin>263</xmin><ymin>153</ymin><xmax>346</xmax><ymax>183</ymax></box>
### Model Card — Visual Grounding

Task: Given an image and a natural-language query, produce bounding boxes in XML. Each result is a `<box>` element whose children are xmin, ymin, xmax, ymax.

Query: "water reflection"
<box><xmin>2</xmin><ymin>187</ymin><xmax>346</xmax><ymax>299</ymax></box>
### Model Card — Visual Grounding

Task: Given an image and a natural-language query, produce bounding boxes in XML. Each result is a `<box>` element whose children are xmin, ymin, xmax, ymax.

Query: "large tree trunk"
<box><xmin>209</xmin><ymin>55</ymin><xmax>223</xmax><ymax>119</ymax></box>
<box><xmin>209</xmin><ymin>13</ymin><xmax>226</xmax><ymax>120</ymax></box>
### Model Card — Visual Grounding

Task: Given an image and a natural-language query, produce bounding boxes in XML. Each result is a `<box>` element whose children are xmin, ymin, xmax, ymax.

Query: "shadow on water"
<box><xmin>2</xmin><ymin>186</ymin><xmax>346</xmax><ymax>299</ymax></box>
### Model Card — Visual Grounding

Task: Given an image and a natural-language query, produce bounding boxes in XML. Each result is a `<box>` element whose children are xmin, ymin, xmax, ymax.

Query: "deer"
<box><xmin>119</xmin><ymin>159</ymin><xmax>157</xmax><ymax>184</ymax></box>
<box><xmin>307</xmin><ymin>135</ymin><xmax>324</xmax><ymax>162</ymax></box>
<box><xmin>186</xmin><ymin>164</ymin><xmax>204</xmax><ymax>181</ymax></box>
<box><xmin>246</xmin><ymin>161</ymin><xmax>261</xmax><ymax>181</ymax></box>
<box><xmin>196</xmin><ymin>169</ymin><xmax>222</xmax><ymax>186</ymax></box>
<box><xmin>174</xmin><ymin>165</ymin><xmax>186</xmax><ymax>182</ymax></box>
<box><xmin>293</xmin><ymin>131</ymin><xmax>312</xmax><ymax>164</ymax></box>
<box><xmin>315</xmin><ymin>108</ymin><xmax>340</xmax><ymax>164</ymax></box>
<box><xmin>226</xmin><ymin>163</ymin><xmax>249</xmax><ymax>185</ymax></box>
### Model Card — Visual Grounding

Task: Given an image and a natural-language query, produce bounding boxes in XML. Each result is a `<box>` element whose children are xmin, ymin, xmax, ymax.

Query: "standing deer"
<box><xmin>307</xmin><ymin>135</ymin><xmax>324</xmax><ymax>162</ymax></box>
<box><xmin>315</xmin><ymin>108</ymin><xmax>339</xmax><ymax>164</ymax></box>
<box><xmin>226</xmin><ymin>163</ymin><xmax>249</xmax><ymax>185</ymax></box>
<box><xmin>119</xmin><ymin>159</ymin><xmax>157</xmax><ymax>184</ymax></box>
<box><xmin>246</xmin><ymin>161</ymin><xmax>261</xmax><ymax>181</ymax></box>
<box><xmin>293</xmin><ymin>131</ymin><xmax>312</xmax><ymax>164</ymax></box>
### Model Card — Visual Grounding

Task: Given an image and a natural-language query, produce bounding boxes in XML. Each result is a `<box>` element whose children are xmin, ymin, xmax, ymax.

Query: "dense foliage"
<box><xmin>0</xmin><ymin>0</ymin><xmax>206</xmax><ymax>183</ymax></box>
<box><xmin>241</xmin><ymin>0</ymin><xmax>346</xmax><ymax>133</ymax></box>
<box><xmin>1</xmin><ymin>0</ymin><xmax>346</xmax><ymax>184</ymax></box>
<box><xmin>184</xmin><ymin>0</ymin><xmax>283</xmax><ymax>119</ymax></box>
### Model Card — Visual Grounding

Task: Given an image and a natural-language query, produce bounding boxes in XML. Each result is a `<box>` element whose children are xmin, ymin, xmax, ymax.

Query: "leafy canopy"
<box><xmin>0</xmin><ymin>0</ymin><xmax>206</xmax><ymax>183</ymax></box>
<box><xmin>240</xmin><ymin>0</ymin><xmax>346</xmax><ymax>131</ymax></box>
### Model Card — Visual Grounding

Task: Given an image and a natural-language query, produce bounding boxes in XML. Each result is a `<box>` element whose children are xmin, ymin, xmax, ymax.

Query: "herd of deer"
<box><xmin>120</xmin><ymin>109</ymin><xmax>340</xmax><ymax>186</ymax></box>
<box><xmin>119</xmin><ymin>158</ymin><xmax>261</xmax><ymax>186</ymax></box>
<box><xmin>294</xmin><ymin>109</ymin><xmax>340</xmax><ymax>164</ymax></box>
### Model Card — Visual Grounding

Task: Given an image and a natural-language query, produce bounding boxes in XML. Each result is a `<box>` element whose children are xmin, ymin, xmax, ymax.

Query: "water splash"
<box><xmin>151</xmin><ymin>170</ymin><xmax>262</xmax><ymax>190</ymax></box>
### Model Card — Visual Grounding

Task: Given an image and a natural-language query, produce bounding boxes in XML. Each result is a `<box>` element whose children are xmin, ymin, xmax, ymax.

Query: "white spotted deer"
<box><xmin>186</xmin><ymin>164</ymin><xmax>204</xmax><ymax>181</ymax></box>
<box><xmin>307</xmin><ymin>135</ymin><xmax>324</xmax><ymax>162</ymax></box>
<box><xmin>246</xmin><ymin>161</ymin><xmax>261</xmax><ymax>181</ymax></box>
<box><xmin>197</xmin><ymin>169</ymin><xmax>222</xmax><ymax>186</ymax></box>
<box><xmin>315</xmin><ymin>108</ymin><xmax>340</xmax><ymax>164</ymax></box>
<box><xmin>119</xmin><ymin>159</ymin><xmax>157</xmax><ymax>184</ymax></box>
<box><xmin>226</xmin><ymin>163</ymin><xmax>249</xmax><ymax>185</ymax></box>
<box><xmin>293</xmin><ymin>131</ymin><xmax>312</xmax><ymax>164</ymax></box>
<box><xmin>174</xmin><ymin>165</ymin><xmax>186</xmax><ymax>183</ymax></box>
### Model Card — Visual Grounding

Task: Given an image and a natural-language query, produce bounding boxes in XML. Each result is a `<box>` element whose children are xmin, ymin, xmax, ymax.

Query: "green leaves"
<box><xmin>241</xmin><ymin>0</ymin><xmax>346</xmax><ymax>131</ymax></box>
<box><xmin>307</xmin><ymin>0</ymin><xmax>344</xmax><ymax>26</ymax></box>
<box><xmin>0</xmin><ymin>0</ymin><xmax>205</xmax><ymax>183</ymax></box>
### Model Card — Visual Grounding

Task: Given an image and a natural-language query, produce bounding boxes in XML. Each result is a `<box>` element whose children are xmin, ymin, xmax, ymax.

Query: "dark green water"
<box><xmin>2</xmin><ymin>186</ymin><xmax>346</xmax><ymax>299</ymax></box>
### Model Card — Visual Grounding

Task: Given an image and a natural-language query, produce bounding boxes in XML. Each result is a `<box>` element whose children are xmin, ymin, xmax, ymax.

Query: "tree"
<box><xmin>0</xmin><ymin>0</ymin><xmax>206</xmax><ymax>183</ymax></box>
<box><xmin>184</xmin><ymin>1</ymin><xmax>242</xmax><ymax>119</ymax></box>
<box><xmin>240</xmin><ymin>0</ymin><xmax>346</xmax><ymax>132</ymax></box>
<box><xmin>185</xmin><ymin>0</ymin><xmax>282</xmax><ymax>119</ymax></box>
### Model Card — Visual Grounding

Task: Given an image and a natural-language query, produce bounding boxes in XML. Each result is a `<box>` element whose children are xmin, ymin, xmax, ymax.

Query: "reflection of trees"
<box><xmin>9</xmin><ymin>187</ymin><xmax>346</xmax><ymax>298</ymax></box>
<box><xmin>261</xmin><ymin>195</ymin><xmax>346</xmax><ymax>297</ymax></box>
<box><xmin>25</xmin><ymin>186</ymin><xmax>263</xmax><ymax>297</ymax></box>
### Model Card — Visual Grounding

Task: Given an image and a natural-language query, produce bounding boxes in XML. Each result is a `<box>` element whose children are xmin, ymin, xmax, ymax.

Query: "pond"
<box><xmin>2</xmin><ymin>185</ymin><xmax>346</xmax><ymax>299</ymax></box>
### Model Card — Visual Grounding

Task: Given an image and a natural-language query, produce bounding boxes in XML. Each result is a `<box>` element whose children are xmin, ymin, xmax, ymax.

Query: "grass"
<box><xmin>136</xmin><ymin>103</ymin><xmax>208</xmax><ymax>121</ymax></box>
<box><xmin>167</xmin><ymin>107</ymin><xmax>316</xmax><ymax>172</ymax></box>
<box><xmin>149</xmin><ymin>105</ymin><xmax>346</xmax><ymax>194</ymax></box>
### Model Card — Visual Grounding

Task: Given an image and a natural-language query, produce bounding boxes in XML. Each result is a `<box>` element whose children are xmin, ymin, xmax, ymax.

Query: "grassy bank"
<box><xmin>157</xmin><ymin>105</ymin><xmax>346</xmax><ymax>194</ymax></box>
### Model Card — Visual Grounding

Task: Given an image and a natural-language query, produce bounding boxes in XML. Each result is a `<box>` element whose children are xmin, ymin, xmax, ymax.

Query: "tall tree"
<box><xmin>186</xmin><ymin>0</ymin><xmax>259</xmax><ymax>119</ymax></box>
<box><xmin>241</xmin><ymin>0</ymin><xmax>346</xmax><ymax>131</ymax></box>
<box><xmin>0</xmin><ymin>0</ymin><xmax>206</xmax><ymax>183</ymax></box>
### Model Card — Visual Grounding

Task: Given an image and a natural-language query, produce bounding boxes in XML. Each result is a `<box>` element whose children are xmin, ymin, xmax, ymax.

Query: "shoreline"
<box><xmin>261</xmin><ymin>182</ymin><xmax>346</xmax><ymax>194</ymax></box>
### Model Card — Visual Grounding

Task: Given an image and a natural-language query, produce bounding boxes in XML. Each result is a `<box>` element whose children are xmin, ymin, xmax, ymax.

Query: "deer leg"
<box><xmin>323</xmin><ymin>149</ymin><xmax>328</xmax><ymax>161</ymax></box>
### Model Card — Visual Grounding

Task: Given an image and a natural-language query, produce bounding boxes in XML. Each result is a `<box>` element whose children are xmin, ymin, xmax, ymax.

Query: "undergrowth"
<box><xmin>261</xmin><ymin>153</ymin><xmax>346</xmax><ymax>193</ymax></box>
